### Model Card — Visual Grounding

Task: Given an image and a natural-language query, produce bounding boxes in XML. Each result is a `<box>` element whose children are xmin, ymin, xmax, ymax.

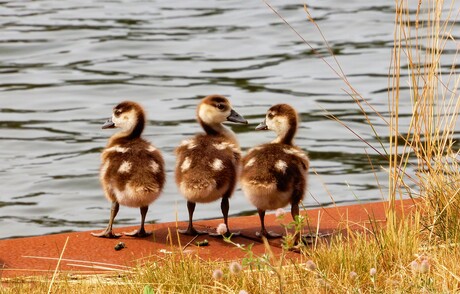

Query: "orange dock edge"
<box><xmin>0</xmin><ymin>199</ymin><xmax>416</xmax><ymax>278</ymax></box>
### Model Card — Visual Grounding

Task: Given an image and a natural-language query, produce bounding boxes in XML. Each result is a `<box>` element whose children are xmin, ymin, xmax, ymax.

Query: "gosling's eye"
<box><xmin>267</xmin><ymin>113</ymin><xmax>274</xmax><ymax>119</ymax></box>
<box><xmin>216</xmin><ymin>104</ymin><xmax>225</xmax><ymax>110</ymax></box>
<box><xmin>114</xmin><ymin>109</ymin><xmax>122</xmax><ymax>116</ymax></box>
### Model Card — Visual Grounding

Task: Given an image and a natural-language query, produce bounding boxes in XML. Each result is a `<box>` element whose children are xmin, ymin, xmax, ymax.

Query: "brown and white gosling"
<box><xmin>175</xmin><ymin>95</ymin><xmax>248</xmax><ymax>236</ymax></box>
<box><xmin>92</xmin><ymin>101</ymin><xmax>165</xmax><ymax>238</ymax></box>
<box><xmin>240</xmin><ymin>104</ymin><xmax>309</xmax><ymax>238</ymax></box>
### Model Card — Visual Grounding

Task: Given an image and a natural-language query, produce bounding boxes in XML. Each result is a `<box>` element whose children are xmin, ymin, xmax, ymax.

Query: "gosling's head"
<box><xmin>103</xmin><ymin>101</ymin><xmax>146</xmax><ymax>138</ymax></box>
<box><xmin>197</xmin><ymin>95</ymin><xmax>247</xmax><ymax>127</ymax></box>
<box><xmin>256</xmin><ymin>104</ymin><xmax>298</xmax><ymax>144</ymax></box>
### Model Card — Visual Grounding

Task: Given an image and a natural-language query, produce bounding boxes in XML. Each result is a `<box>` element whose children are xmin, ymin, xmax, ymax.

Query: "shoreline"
<box><xmin>0</xmin><ymin>199</ymin><xmax>415</xmax><ymax>278</ymax></box>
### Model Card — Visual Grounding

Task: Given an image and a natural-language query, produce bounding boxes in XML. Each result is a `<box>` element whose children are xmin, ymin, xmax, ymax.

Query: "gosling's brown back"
<box><xmin>101</xmin><ymin>138</ymin><xmax>165</xmax><ymax>197</ymax></box>
<box><xmin>175</xmin><ymin>133</ymin><xmax>240</xmax><ymax>202</ymax></box>
<box><xmin>241</xmin><ymin>143</ymin><xmax>309</xmax><ymax>204</ymax></box>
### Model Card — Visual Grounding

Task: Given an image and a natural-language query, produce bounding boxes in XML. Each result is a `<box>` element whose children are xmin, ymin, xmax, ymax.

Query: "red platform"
<box><xmin>0</xmin><ymin>199</ymin><xmax>415</xmax><ymax>278</ymax></box>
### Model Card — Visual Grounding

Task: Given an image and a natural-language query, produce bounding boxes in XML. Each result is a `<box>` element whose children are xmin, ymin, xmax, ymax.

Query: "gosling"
<box><xmin>240</xmin><ymin>104</ymin><xmax>309</xmax><ymax>238</ymax></box>
<box><xmin>175</xmin><ymin>95</ymin><xmax>247</xmax><ymax>236</ymax></box>
<box><xmin>92</xmin><ymin>101</ymin><xmax>165</xmax><ymax>238</ymax></box>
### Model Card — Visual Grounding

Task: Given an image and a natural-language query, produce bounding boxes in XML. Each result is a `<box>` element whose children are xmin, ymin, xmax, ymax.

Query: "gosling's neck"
<box><xmin>109</xmin><ymin>115</ymin><xmax>145</xmax><ymax>146</ymax></box>
<box><xmin>199</xmin><ymin>119</ymin><xmax>238</xmax><ymax>146</ymax></box>
<box><xmin>273</xmin><ymin>123</ymin><xmax>296</xmax><ymax>146</ymax></box>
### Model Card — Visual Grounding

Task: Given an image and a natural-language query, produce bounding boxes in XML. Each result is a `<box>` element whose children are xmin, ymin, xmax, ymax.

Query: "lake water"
<box><xmin>1</xmin><ymin>0</ymin><xmax>458</xmax><ymax>239</ymax></box>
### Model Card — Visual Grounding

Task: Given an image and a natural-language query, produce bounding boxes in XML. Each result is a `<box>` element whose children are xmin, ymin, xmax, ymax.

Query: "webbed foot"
<box><xmin>91</xmin><ymin>230</ymin><xmax>122</xmax><ymax>238</ymax></box>
<box><xmin>256</xmin><ymin>230</ymin><xmax>282</xmax><ymax>239</ymax></box>
<box><xmin>209</xmin><ymin>230</ymin><xmax>240</xmax><ymax>238</ymax></box>
<box><xmin>178</xmin><ymin>227</ymin><xmax>208</xmax><ymax>236</ymax></box>
<box><xmin>124</xmin><ymin>229</ymin><xmax>152</xmax><ymax>238</ymax></box>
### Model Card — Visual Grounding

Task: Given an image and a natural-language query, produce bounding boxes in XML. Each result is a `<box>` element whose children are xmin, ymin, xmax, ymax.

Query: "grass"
<box><xmin>390</xmin><ymin>0</ymin><xmax>460</xmax><ymax>243</ymax></box>
<box><xmin>2</xmin><ymin>221</ymin><xmax>460</xmax><ymax>293</ymax></box>
<box><xmin>1</xmin><ymin>0</ymin><xmax>459</xmax><ymax>293</ymax></box>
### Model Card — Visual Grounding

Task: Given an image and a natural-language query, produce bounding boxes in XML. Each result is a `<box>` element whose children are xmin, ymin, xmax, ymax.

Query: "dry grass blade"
<box><xmin>390</xmin><ymin>0</ymin><xmax>460</xmax><ymax>241</ymax></box>
<box><xmin>47</xmin><ymin>236</ymin><xmax>69</xmax><ymax>294</ymax></box>
<box><xmin>22</xmin><ymin>255</ymin><xmax>133</xmax><ymax>270</ymax></box>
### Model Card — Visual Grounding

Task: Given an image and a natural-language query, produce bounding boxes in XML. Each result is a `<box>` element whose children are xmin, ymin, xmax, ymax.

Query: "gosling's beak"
<box><xmin>227</xmin><ymin>109</ymin><xmax>248</xmax><ymax>124</ymax></box>
<box><xmin>102</xmin><ymin>118</ymin><xmax>115</xmax><ymax>129</ymax></box>
<box><xmin>255</xmin><ymin>119</ymin><xmax>268</xmax><ymax>131</ymax></box>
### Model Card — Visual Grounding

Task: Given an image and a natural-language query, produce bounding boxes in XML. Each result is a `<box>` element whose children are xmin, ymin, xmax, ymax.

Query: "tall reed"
<box><xmin>389</xmin><ymin>0</ymin><xmax>460</xmax><ymax>240</ymax></box>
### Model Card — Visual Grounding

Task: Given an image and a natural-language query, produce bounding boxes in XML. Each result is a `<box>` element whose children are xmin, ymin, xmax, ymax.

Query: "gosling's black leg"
<box><xmin>209</xmin><ymin>195</ymin><xmax>240</xmax><ymax>237</ymax></box>
<box><xmin>125</xmin><ymin>206</ymin><xmax>153</xmax><ymax>237</ymax></box>
<box><xmin>291</xmin><ymin>202</ymin><xmax>300</xmax><ymax>221</ymax></box>
<box><xmin>178</xmin><ymin>201</ymin><xmax>207</xmax><ymax>235</ymax></box>
<box><xmin>291</xmin><ymin>197</ymin><xmax>305</xmax><ymax>244</ymax></box>
<box><xmin>221</xmin><ymin>196</ymin><xmax>230</xmax><ymax>232</ymax></box>
<box><xmin>91</xmin><ymin>201</ymin><xmax>122</xmax><ymax>238</ymax></box>
<box><xmin>255</xmin><ymin>209</ymin><xmax>281</xmax><ymax>238</ymax></box>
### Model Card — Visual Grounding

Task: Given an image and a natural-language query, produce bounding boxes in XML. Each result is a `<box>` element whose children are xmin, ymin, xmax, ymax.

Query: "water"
<box><xmin>1</xmin><ymin>0</ymin><xmax>458</xmax><ymax>239</ymax></box>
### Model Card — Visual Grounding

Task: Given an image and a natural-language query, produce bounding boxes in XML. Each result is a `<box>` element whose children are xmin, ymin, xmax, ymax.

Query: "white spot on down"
<box><xmin>105</xmin><ymin>145</ymin><xmax>129</xmax><ymax>153</ymax></box>
<box><xmin>213</xmin><ymin>142</ymin><xmax>229</xmax><ymax>150</ymax></box>
<box><xmin>214</xmin><ymin>142</ymin><xmax>239</xmax><ymax>154</ymax></box>
<box><xmin>180</xmin><ymin>139</ymin><xmax>197</xmax><ymax>149</ymax></box>
<box><xmin>245</xmin><ymin>157</ymin><xmax>256</xmax><ymax>168</ymax></box>
<box><xmin>210</xmin><ymin>158</ymin><xmax>224</xmax><ymax>171</ymax></box>
<box><xmin>147</xmin><ymin>145</ymin><xmax>157</xmax><ymax>152</ymax></box>
<box><xmin>181</xmin><ymin>157</ymin><xmax>192</xmax><ymax>172</ymax></box>
<box><xmin>118</xmin><ymin>161</ymin><xmax>132</xmax><ymax>173</ymax></box>
<box><xmin>275</xmin><ymin>160</ymin><xmax>288</xmax><ymax>173</ymax></box>
<box><xmin>150</xmin><ymin>161</ymin><xmax>160</xmax><ymax>173</ymax></box>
